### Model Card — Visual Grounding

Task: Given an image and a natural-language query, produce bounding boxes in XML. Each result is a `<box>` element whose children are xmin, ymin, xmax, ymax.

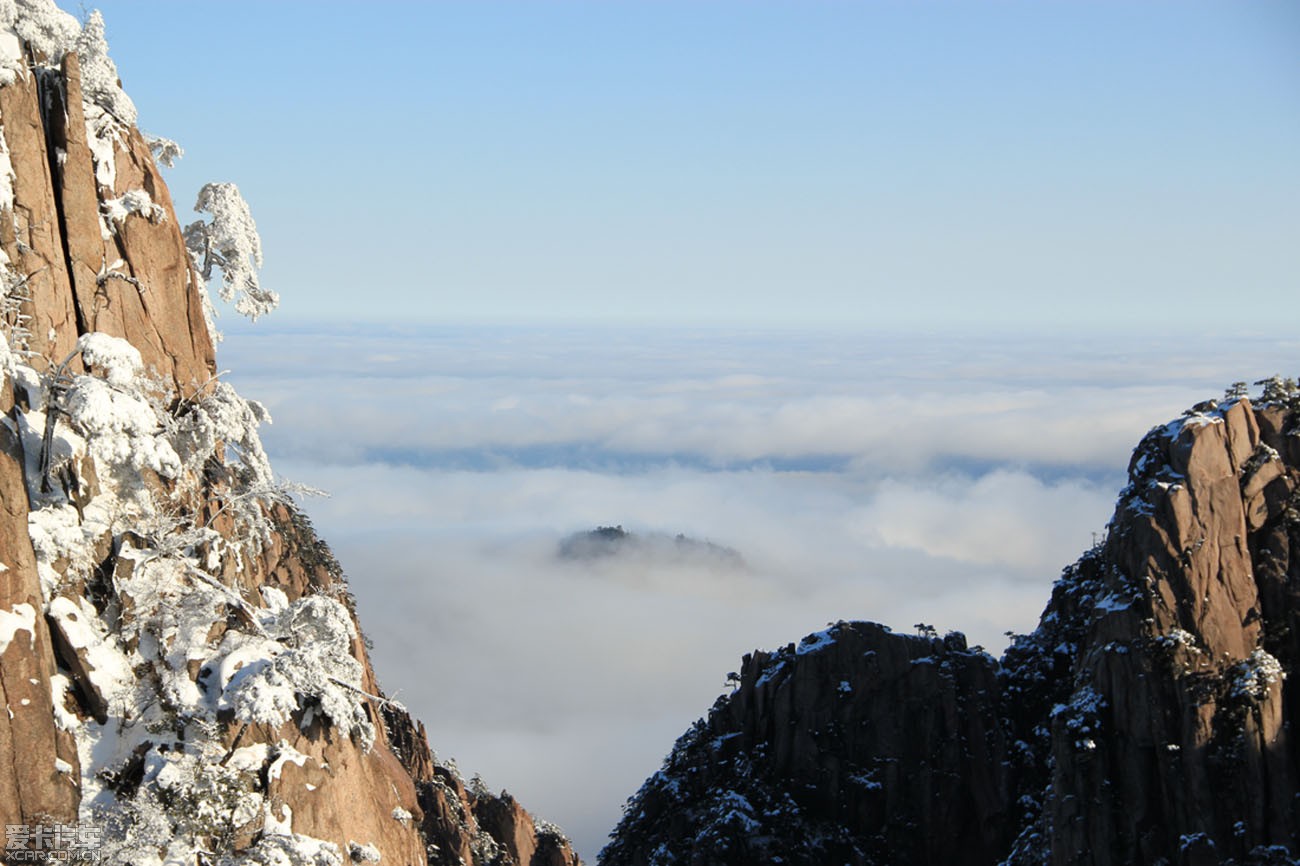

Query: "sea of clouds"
<box><xmin>215</xmin><ymin>321</ymin><xmax>1296</xmax><ymax>860</ymax></box>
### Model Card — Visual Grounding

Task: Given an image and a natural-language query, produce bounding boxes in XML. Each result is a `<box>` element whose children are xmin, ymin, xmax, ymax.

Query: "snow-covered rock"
<box><xmin>0</xmin><ymin>3</ymin><xmax>583</xmax><ymax>864</ymax></box>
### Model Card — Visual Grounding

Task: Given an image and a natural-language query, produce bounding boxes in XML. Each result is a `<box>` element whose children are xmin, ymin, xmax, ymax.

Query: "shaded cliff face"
<box><xmin>600</xmin><ymin>622</ymin><xmax>1008</xmax><ymax>866</ymax></box>
<box><xmin>1001</xmin><ymin>394</ymin><xmax>1300</xmax><ymax>865</ymax></box>
<box><xmin>603</xmin><ymin>388</ymin><xmax>1300</xmax><ymax>866</ymax></box>
<box><xmin>0</xmin><ymin>3</ymin><xmax>581</xmax><ymax>864</ymax></box>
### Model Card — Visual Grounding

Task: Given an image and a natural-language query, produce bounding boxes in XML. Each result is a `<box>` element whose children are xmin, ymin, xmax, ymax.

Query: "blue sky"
<box><xmin>91</xmin><ymin>0</ymin><xmax>1299</xmax><ymax>328</ymax></box>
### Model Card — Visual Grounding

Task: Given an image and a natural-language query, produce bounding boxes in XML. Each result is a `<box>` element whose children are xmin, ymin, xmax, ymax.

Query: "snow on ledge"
<box><xmin>0</xmin><ymin>603</ymin><xmax>36</xmax><ymax>655</ymax></box>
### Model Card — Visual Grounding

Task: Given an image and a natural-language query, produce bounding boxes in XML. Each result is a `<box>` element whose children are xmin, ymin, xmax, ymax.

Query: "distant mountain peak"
<box><xmin>558</xmin><ymin>525</ymin><xmax>745</xmax><ymax>570</ymax></box>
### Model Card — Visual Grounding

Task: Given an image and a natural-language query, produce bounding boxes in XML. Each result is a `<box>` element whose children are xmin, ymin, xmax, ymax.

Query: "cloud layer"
<box><xmin>216</xmin><ymin>322</ymin><xmax>1295</xmax><ymax>859</ymax></box>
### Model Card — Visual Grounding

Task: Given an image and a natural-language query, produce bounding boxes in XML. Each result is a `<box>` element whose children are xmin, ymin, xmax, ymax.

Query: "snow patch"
<box><xmin>83</xmin><ymin>106</ymin><xmax>119</xmax><ymax>191</ymax></box>
<box><xmin>77</xmin><ymin>332</ymin><xmax>142</xmax><ymax>387</ymax></box>
<box><xmin>48</xmin><ymin>673</ymin><xmax>78</xmax><ymax>730</ymax></box>
<box><xmin>1093</xmin><ymin>593</ymin><xmax>1133</xmax><ymax>613</ymax></box>
<box><xmin>1053</xmin><ymin>684</ymin><xmax>1106</xmax><ymax>751</ymax></box>
<box><xmin>0</xmin><ymin>19</ymin><xmax>20</xmax><ymax>87</ymax></box>
<box><xmin>225</xmin><ymin>743</ymin><xmax>270</xmax><ymax>775</ymax></box>
<box><xmin>8</xmin><ymin>0</ymin><xmax>78</xmax><ymax>69</ymax></box>
<box><xmin>1231</xmin><ymin>649</ymin><xmax>1286</xmax><ymax>699</ymax></box>
<box><xmin>235</xmin><ymin>831</ymin><xmax>343</xmax><ymax>866</ymax></box>
<box><xmin>47</xmin><ymin>594</ymin><xmax>135</xmax><ymax>711</ymax></box>
<box><xmin>0</xmin><ymin>602</ymin><xmax>36</xmax><ymax>655</ymax></box>
<box><xmin>0</xmin><ymin>118</ymin><xmax>15</xmax><ymax>212</ymax></box>
<box><xmin>347</xmin><ymin>842</ymin><xmax>381</xmax><ymax>863</ymax></box>
<box><xmin>796</xmin><ymin>627</ymin><xmax>836</xmax><ymax>656</ymax></box>
<box><xmin>63</xmin><ymin>373</ymin><xmax>181</xmax><ymax>478</ymax></box>
<box><xmin>755</xmin><ymin>659</ymin><xmax>786</xmax><ymax>687</ymax></box>
<box><xmin>269</xmin><ymin>741</ymin><xmax>310</xmax><ymax>782</ymax></box>
<box><xmin>848</xmin><ymin>770</ymin><xmax>882</xmax><ymax>791</ymax></box>
<box><xmin>215</xmin><ymin>595</ymin><xmax>375</xmax><ymax>750</ymax></box>
<box><xmin>101</xmin><ymin>189</ymin><xmax>165</xmax><ymax>236</ymax></box>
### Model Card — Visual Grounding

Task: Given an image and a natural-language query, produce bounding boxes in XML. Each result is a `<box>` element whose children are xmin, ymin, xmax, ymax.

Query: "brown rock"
<box><xmin>0</xmin><ymin>18</ymin><xmax>579</xmax><ymax>866</ymax></box>
<box><xmin>0</xmin><ymin>423</ymin><xmax>79</xmax><ymax>846</ymax></box>
<box><xmin>0</xmin><ymin>53</ymin><xmax>214</xmax><ymax>390</ymax></box>
<box><xmin>49</xmin><ymin>52</ymin><xmax>105</xmax><ymax>343</ymax></box>
<box><xmin>106</xmin><ymin>121</ymin><xmax>216</xmax><ymax>393</ymax></box>
<box><xmin>991</xmin><ymin>398</ymin><xmax>1300</xmax><ymax>865</ymax></box>
<box><xmin>0</xmin><ymin>67</ymin><xmax>80</xmax><ymax>370</ymax></box>
<box><xmin>380</xmin><ymin>702</ymin><xmax>583</xmax><ymax>866</ymax></box>
<box><xmin>263</xmin><ymin>720</ymin><xmax>427</xmax><ymax>866</ymax></box>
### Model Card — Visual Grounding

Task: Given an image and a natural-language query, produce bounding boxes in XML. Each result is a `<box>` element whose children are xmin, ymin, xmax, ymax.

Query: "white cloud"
<box><xmin>855</xmin><ymin>470</ymin><xmax>1114</xmax><ymax>573</ymax></box>
<box><xmin>221</xmin><ymin>323</ymin><xmax>1296</xmax><ymax>859</ymax></box>
<box><xmin>225</xmin><ymin>325</ymin><xmax>1292</xmax><ymax>478</ymax></box>
<box><xmin>287</xmin><ymin>459</ymin><xmax>1110</xmax><ymax>858</ymax></box>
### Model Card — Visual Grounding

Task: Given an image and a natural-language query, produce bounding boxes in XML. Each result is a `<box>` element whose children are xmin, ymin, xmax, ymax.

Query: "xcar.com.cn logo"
<box><xmin>5</xmin><ymin>824</ymin><xmax>102</xmax><ymax>862</ymax></box>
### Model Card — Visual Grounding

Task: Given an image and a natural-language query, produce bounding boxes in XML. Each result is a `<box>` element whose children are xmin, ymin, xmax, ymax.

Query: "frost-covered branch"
<box><xmin>0</xmin><ymin>264</ymin><xmax>34</xmax><ymax>351</ymax></box>
<box><xmin>327</xmin><ymin>676</ymin><xmax>406</xmax><ymax>713</ymax></box>
<box><xmin>37</xmin><ymin>342</ymin><xmax>95</xmax><ymax>493</ymax></box>
<box><xmin>181</xmin><ymin>562</ymin><xmax>269</xmax><ymax>639</ymax></box>
<box><xmin>217</xmin><ymin>594</ymin><xmax>377</xmax><ymax>751</ymax></box>
<box><xmin>95</xmin><ymin>256</ymin><xmax>141</xmax><ymax>291</ymax></box>
<box><xmin>183</xmin><ymin>182</ymin><xmax>278</xmax><ymax>323</ymax></box>
<box><xmin>143</xmin><ymin>134</ymin><xmax>183</xmax><ymax>168</ymax></box>
<box><xmin>2</xmin><ymin>0</ymin><xmax>79</xmax><ymax>81</ymax></box>
<box><xmin>74</xmin><ymin>10</ymin><xmax>137</xmax><ymax>126</ymax></box>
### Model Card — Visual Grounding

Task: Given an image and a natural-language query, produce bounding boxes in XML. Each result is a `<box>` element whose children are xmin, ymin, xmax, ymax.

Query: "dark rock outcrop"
<box><xmin>383</xmin><ymin>701</ymin><xmax>583</xmax><ymax>866</ymax></box>
<box><xmin>558</xmin><ymin>525</ymin><xmax>745</xmax><ymax>570</ymax></box>
<box><xmin>1001</xmin><ymin>395</ymin><xmax>1299</xmax><ymax>865</ymax></box>
<box><xmin>601</xmin><ymin>622</ymin><xmax>1007</xmax><ymax>866</ymax></box>
<box><xmin>603</xmin><ymin>388</ymin><xmax>1300</xmax><ymax>866</ymax></box>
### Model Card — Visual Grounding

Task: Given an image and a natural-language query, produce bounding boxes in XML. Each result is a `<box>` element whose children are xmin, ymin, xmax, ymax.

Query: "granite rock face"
<box><xmin>0</xmin><ymin>419</ymin><xmax>80</xmax><ymax>845</ymax></box>
<box><xmin>600</xmin><ymin>622</ymin><xmax>1008</xmax><ymax>866</ymax></box>
<box><xmin>0</xmin><ymin>5</ymin><xmax>581</xmax><ymax>864</ymax></box>
<box><xmin>0</xmin><ymin>48</ymin><xmax>213</xmax><ymax>390</ymax></box>
<box><xmin>604</xmin><ymin>391</ymin><xmax>1300</xmax><ymax>866</ymax></box>
<box><xmin>1002</xmin><ymin>395</ymin><xmax>1299</xmax><ymax>866</ymax></box>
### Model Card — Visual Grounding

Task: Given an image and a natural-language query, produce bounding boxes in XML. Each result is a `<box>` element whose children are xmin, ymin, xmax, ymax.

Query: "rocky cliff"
<box><xmin>0</xmin><ymin>3</ymin><xmax>581</xmax><ymax>864</ymax></box>
<box><xmin>602</xmin><ymin>386</ymin><xmax>1300</xmax><ymax>865</ymax></box>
